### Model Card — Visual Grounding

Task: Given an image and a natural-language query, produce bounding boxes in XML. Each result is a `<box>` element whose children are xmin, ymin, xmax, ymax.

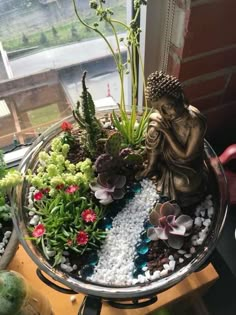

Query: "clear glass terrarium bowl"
<box><xmin>11</xmin><ymin>115</ymin><xmax>228</xmax><ymax>300</ymax></box>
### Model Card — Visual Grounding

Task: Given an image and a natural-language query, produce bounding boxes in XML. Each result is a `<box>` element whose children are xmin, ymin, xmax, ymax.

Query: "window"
<box><xmin>0</xmin><ymin>0</ymin><xmax>126</xmax><ymax>152</ymax></box>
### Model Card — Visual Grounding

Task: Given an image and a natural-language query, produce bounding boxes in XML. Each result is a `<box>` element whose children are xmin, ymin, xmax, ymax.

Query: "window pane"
<box><xmin>0</xmin><ymin>0</ymin><xmax>126</xmax><ymax>151</ymax></box>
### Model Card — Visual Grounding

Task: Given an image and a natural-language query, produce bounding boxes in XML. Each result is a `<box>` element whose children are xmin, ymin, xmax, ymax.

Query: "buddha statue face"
<box><xmin>152</xmin><ymin>96</ymin><xmax>184</xmax><ymax>121</ymax></box>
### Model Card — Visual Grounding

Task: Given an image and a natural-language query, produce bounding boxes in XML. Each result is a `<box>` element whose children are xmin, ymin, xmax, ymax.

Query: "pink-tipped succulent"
<box><xmin>90</xmin><ymin>173</ymin><xmax>126</xmax><ymax>205</ymax></box>
<box><xmin>147</xmin><ymin>201</ymin><xmax>193</xmax><ymax>249</ymax></box>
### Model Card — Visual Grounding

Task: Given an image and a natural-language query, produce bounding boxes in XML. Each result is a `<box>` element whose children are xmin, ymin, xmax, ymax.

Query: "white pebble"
<box><xmin>179</xmin><ymin>258</ymin><xmax>184</xmax><ymax>263</ymax></box>
<box><xmin>200</xmin><ymin>210</ymin><xmax>205</xmax><ymax>217</ymax></box>
<box><xmin>168</xmin><ymin>255</ymin><xmax>174</xmax><ymax>261</ymax></box>
<box><xmin>194</xmin><ymin>217</ymin><xmax>202</xmax><ymax>227</ymax></box>
<box><xmin>184</xmin><ymin>253</ymin><xmax>192</xmax><ymax>259</ymax></box>
<box><xmin>163</xmin><ymin>264</ymin><xmax>170</xmax><ymax>271</ymax></box>
<box><xmin>178</xmin><ymin>249</ymin><xmax>186</xmax><ymax>255</ymax></box>
<box><xmin>70</xmin><ymin>295</ymin><xmax>76</xmax><ymax>303</ymax></box>
<box><xmin>160</xmin><ymin>269</ymin><xmax>168</xmax><ymax>277</ymax></box>
<box><xmin>4</xmin><ymin>231</ymin><xmax>11</xmax><ymax>238</ymax></box>
<box><xmin>190</xmin><ymin>247</ymin><xmax>196</xmax><ymax>254</ymax></box>
<box><xmin>207</xmin><ymin>207</ymin><xmax>214</xmax><ymax>217</ymax></box>
<box><xmin>203</xmin><ymin>219</ymin><xmax>211</xmax><ymax>227</ymax></box>
<box><xmin>169</xmin><ymin>260</ymin><xmax>176</xmax><ymax>271</ymax></box>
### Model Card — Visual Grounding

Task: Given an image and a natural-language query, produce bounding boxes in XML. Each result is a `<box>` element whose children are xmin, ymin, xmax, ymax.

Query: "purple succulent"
<box><xmin>90</xmin><ymin>174</ymin><xmax>126</xmax><ymax>205</ymax></box>
<box><xmin>147</xmin><ymin>201</ymin><xmax>193</xmax><ymax>249</ymax></box>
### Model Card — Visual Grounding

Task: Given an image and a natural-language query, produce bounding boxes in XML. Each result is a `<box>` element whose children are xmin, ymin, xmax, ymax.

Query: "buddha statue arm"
<box><xmin>158</xmin><ymin>120</ymin><xmax>205</xmax><ymax>160</ymax></box>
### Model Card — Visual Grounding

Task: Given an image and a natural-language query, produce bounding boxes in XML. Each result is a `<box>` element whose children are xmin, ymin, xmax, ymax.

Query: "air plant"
<box><xmin>90</xmin><ymin>173</ymin><xmax>126</xmax><ymax>205</ymax></box>
<box><xmin>147</xmin><ymin>201</ymin><xmax>193</xmax><ymax>249</ymax></box>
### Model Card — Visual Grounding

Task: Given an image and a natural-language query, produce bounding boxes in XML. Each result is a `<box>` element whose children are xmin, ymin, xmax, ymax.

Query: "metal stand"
<box><xmin>36</xmin><ymin>268</ymin><xmax>158</xmax><ymax>315</ymax></box>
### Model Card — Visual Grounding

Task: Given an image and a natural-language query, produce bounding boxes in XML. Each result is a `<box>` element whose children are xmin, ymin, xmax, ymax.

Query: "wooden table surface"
<box><xmin>8</xmin><ymin>245</ymin><xmax>218</xmax><ymax>315</ymax></box>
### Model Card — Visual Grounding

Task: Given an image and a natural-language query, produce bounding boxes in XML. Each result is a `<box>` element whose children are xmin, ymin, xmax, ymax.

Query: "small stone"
<box><xmin>194</xmin><ymin>217</ymin><xmax>202</xmax><ymax>227</ymax></box>
<box><xmin>200</xmin><ymin>210</ymin><xmax>205</xmax><ymax>217</ymax></box>
<box><xmin>207</xmin><ymin>207</ymin><xmax>214</xmax><ymax>217</ymax></box>
<box><xmin>4</xmin><ymin>231</ymin><xmax>11</xmax><ymax>238</ymax></box>
<box><xmin>160</xmin><ymin>269</ymin><xmax>168</xmax><ymax>277</ymax></box>
<box><xmin>190</xmin><ymin>247</ymin><xmax>196</xmax><ymax>254</ymax></box>
<box><xmin>177</xmin><ymin>249</ymin><xmax>186</xmax><ymax>255</ymax></box>
<box><xmin>153</xmin><ymin>270</ymin><xmax>160</xmax><ymax>279</ymax></box>
<box><xmin>168</xmin><ymin>255</ymin><xmax>174</xmax><ymax>261</ymax></box>
<box><xmin>184</xmin><ymin>253</ymin><xmax>192</xmax><ymax>259</ymax></box>
<box><xmin>203</xmin><ymin>219</ymin><xmax>211</xmax><ymax>227</ymax></box>
<box><xmin>72</xmin><ymin>264</ymin><xmax>78</xmax><ymax>270</ymax></box>
<box><xmin>63</xmin><ymin>251</ymin><xmax>70</xmax><ymax>256</ymax></box>
<box><xmin>163</xmin><ymin>264</ymin><xmax>170</xmax><ymax>270</ymax></box>
<box><xmin>169</xmin><ymin>260</ymin><xmax>176</xmax><ymax>271</ymax></box>
<box><xmin>61</xmin><ymin>257</ymin><xmax>67</xmax><ymax>264</ymax></box>
<box><xmin>179</xmin><ymin>258</ymin><xmax>184</xmax><ymax>263</ymax></box>
<box><xmin>70</xmin><ymin>295</ymin><xmax>76</xmax><ymax>303</ymax></box>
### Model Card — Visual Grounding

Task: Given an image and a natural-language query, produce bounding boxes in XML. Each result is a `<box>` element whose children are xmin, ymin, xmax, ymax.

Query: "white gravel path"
<box><xmin>89</xmin><ymin>179</ymin><xmax>159</xmax><ymax>286</ymax></box>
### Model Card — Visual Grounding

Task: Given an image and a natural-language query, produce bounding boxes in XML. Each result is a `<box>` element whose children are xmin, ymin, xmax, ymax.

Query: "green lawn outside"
<box><xmin>3</xmin><ymin>4</ymin><xmax>126</xmax><ymax>52</ymax></box>
<box><xmin>27</xmin><ymin>103</ymin><xmax>60</xmax><ymax>130</ymax></box>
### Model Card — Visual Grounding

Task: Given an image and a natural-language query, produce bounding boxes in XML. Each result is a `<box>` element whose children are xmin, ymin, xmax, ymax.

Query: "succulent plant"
<box><xmin>90</xmin><ymin>174</ymin><xmax>126</xmax><ymax>205</ymax></box>
<box><xmin>94</xmin><ymin>132</ymin><xmax>143</xmax><ymax>174</ymax></box>
<box><xmin>147</xmin><ymin>201</ymin><xmax>193</xmax><ymax>249</ymax></box>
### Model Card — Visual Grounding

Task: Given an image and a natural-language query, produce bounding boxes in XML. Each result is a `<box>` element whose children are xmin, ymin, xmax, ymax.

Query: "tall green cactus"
<box><xmin>73</xmin><ymin>71</ymin><xmax>103</xmax><ymax>157</ymax></box>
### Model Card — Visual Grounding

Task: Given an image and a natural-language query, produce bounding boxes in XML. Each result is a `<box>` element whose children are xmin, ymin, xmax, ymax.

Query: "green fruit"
<box><xmin>0</xmin><ymin>271</ymin><xmax>27</xmax><ymax>315</ymax></box>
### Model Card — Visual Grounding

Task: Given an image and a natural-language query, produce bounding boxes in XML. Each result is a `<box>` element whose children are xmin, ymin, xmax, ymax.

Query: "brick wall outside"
<box><xmin>168</xmin><ymin>0</ymin><xmax>236</xmax><ymax>151</ymax></box>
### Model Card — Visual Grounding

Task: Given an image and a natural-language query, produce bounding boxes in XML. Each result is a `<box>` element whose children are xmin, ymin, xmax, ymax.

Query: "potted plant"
<box><xmin>0</xmin><ymin>151</ymin><xmax>21</xmax><ymax>269</ymax></box>
<box><xmin>11</xmin><ymin>0</ymin><xmax>227</xmax><ymax>307</ymax></box>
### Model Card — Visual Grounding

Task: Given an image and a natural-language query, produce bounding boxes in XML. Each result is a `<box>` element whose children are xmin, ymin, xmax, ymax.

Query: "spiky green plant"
<box><xmin>72</xmin><ymin>71</ymin><xmax>103</xmax><ymax>156</ymax></box>
<box><xmin>72</xmin><ymin>0</ymin><xmax>151</xmax><ymax>148</ymax></box>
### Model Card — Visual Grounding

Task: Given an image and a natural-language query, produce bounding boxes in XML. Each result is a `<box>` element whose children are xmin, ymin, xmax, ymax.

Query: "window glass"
<box><xmin>0</xmin><ymin>0</ymin><xmax>126</xmax><ymax>151</ymax></box>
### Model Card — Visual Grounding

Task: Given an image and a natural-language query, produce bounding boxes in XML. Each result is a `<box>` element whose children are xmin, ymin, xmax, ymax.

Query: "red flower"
<box><xmin>34</xmin><ymin>191</ymin><xmax>43</xmax><ymax>201</ymax></box>
<box><xmin>61</xmin><ymin>121</ymin><xmax>73</xmax><ymax>132</ymax></box>
<box><xmin>76</xmin><ymin>231</ymin><xmax>88</xmax><ymax>245</ymax></box>
<box><xmin>56</xmin><ymin>184</ymin><xmax>64</xmax><ymax>190</ymax></box>
<box><xmin>65</xmin><ymin>185</ymin><xmax>79</xmax><ymax>194</ymax></box>
<box><xmin>32</xmin><ymin>224</ymin><xmax>46</xmax><ymax>238</ymax></box>
<box><xmin>81</xmin><ymin>209</ymin><xmax>97</xmax><ymax>223</ymax></box>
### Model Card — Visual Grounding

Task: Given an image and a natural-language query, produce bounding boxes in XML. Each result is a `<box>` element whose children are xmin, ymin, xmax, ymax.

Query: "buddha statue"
<box><xmin>139</xmin><ymin>71</ymin><xmax>208</xmax><ymax>207</ymax></box>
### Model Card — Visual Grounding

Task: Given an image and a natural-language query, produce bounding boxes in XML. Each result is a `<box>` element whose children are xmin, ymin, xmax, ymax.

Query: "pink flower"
<box><xmin>61</xmin><ymin>121</ymin><xmax>73</xmax><ymax>132</ymax></box>
<box><xmin>81</xmin><ymin>209</ymin><xmax>97</xmax><ymax>223</ymax></box>
<box><xmin>76</xmin><ymin>231</ymin><xmax>88</xmax><ymax>245</ymax></box>
<box><xmin>34</xmin><ymin>191</ymin><xmax>43</xmax><ymax>201</ymax></box>
<box><xmin>32</xmin><ymin>224</ymin><xmax>46</xmax><ymax>238</ymax></box>
<box><xmin>65</xmin><ymin>185</ymin><xmax>79</xmax><ymax>194</ymax></box>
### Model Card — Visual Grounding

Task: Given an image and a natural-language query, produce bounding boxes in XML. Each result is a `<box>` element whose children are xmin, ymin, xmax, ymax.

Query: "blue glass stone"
<box><xmin>136</xmin><ymin>242</ymin><xmax>149</xmax><ymax>255</ymax></box>
<box><xmin>101</xmin><ymin>217</ymin><xmax>112</xmax><ymax>229</ymax></box>
<box><xmin>125</xmin><ymin>191</ymin><xmax>135</xmax><ymax>200</ymax></box>
<box><xmin>133</xmin><ymin>267</ymin><xmax>144</xmax><ymax>278</ymax></box>
<box><xmin>131</xmin><ymin>182</ymin><xmax>142</xmax><ymax>193</ymax></box>
<box><xmin>87</xmin><ymin>251</ymin><xmax>98</xmax><ymax>266</ymax></box>
<box><xmin>134</xmin><ymin>255</ymin><xmax>147</xmax><ymax>269</ymax></box>
<box><xmin>143</xmin><ymin>219</ymin><xmax>152</xmax><ymax>229</ymax></box>
<box><xmin>141</xmin><ymin>232</ymin><xmax>151</xmax><ymax>244</ymax></box>
<box><xmin>80</xmin><ymin>265</ymin><xmax>94</xmax><ymax>278</ymax></box>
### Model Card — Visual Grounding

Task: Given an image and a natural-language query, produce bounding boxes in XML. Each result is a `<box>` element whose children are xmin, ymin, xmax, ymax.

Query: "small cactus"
<box><xmin>73</xmin><ymin>71</ymin><xmax>103</xmax><ymax>157</ymax></box>
<box><xmin>105</xmin><ymin>132</ymin><xmax>122</xmax><ymax>157</ymax></box>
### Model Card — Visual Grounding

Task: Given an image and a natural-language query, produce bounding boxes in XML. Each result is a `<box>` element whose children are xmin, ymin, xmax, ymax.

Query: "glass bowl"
<box><xmin>11</xmin><ymin>116</ymin><xmax>228</xmax><ymax>300</ymax></box>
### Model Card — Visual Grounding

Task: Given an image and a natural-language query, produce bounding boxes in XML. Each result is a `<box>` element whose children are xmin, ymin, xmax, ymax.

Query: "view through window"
<box><xmin>0</xmin><ymin>0</ymin><xmax>126</xmax><ymax>152</ymax></box>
